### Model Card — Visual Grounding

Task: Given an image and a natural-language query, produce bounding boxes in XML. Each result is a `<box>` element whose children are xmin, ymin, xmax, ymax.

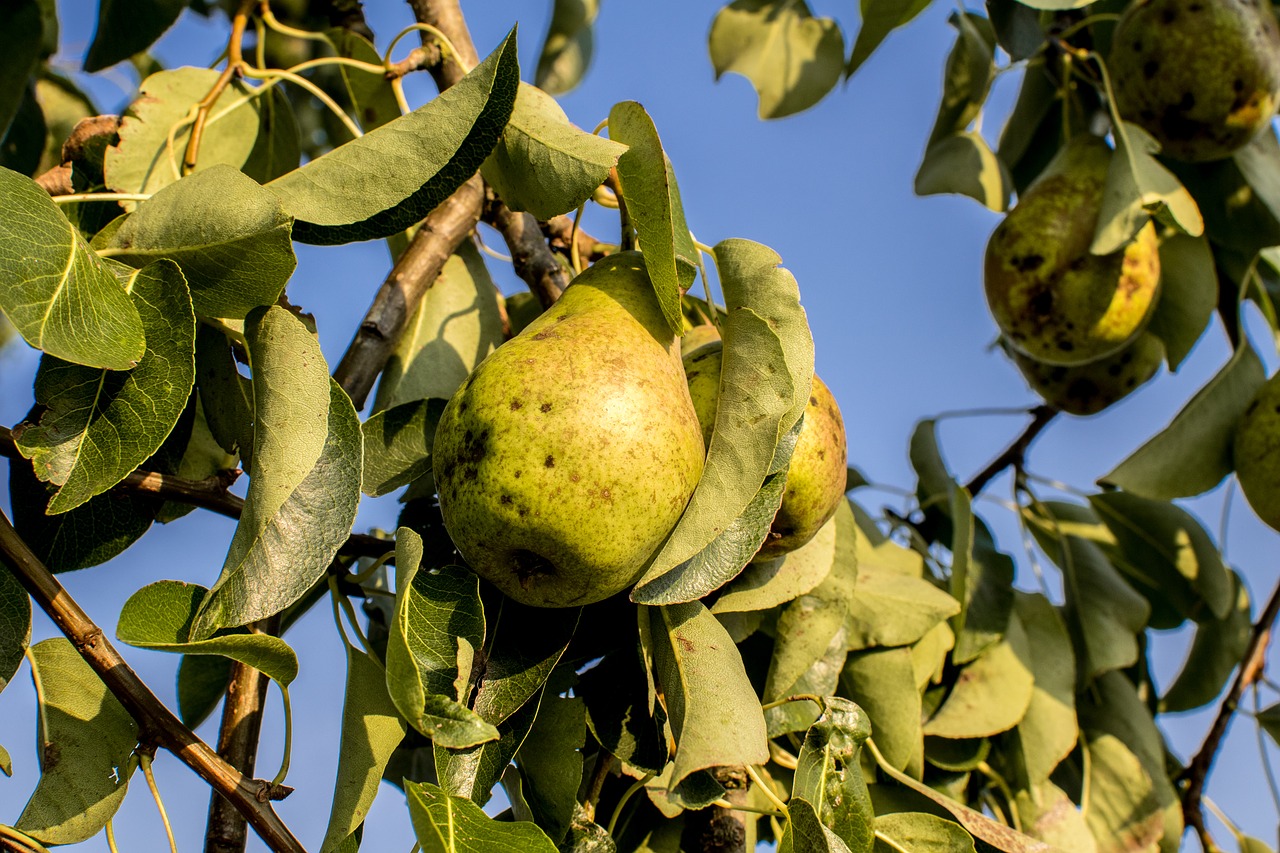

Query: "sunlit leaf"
<box><xmin>847</xmin><ymin>0</ymin><xmax>932</xmax><ymax>76</ymax></box>
<box><xmin>793</xmin><ymin>697</ymin><xmax>874</xmax><ymax>850</ymax></box>
<box><xmin>406</xmin><ymin>779</ymin><xmax>558</xmax><ymax>851</ymax></box>
<box><xmin>711</xmin><ymin>510</ymin><xmax>837</xmax><ymax>614</ymax></box>
<box><xmin>846</xmin><ymin>566</ymin><xmax>960</xmax><ymax>650</ymax></box>
<box><xmin>923</xmin><ymin>611</ymin><xmax>1034</xmax><ymax>738</ymax></box>
<box><xmin>916</xmin><ymin>131</ymin><xmax>1013</xmax><ymax>211</ymax></box>
<box><xmin>1011</xmin><ymin>593</ymin><xmax>1076</xmax><ymax>784</ymax></box>
<box><xmin>873</xmin><ymin>812</ymin><xmax>977</xmax><ymax>852</ymax></box>
<box><xmin>435</xmin><ymin>689</ymin><xmax>543</xmax><ymax>805</ymax></box>
<box><xmin>779</xmin><ymin>796</ymin><xmax>852</xmax><ymax>853</ymax></box>
<box><xmin>1084</xmin><ymin>733</ymin><xmax>1165</xmax><ymax>853</ymax></box>
<box><xmin>840</xmin><ymin>646</ymin><xmax>921</xmax><ymax>774</ymax></box>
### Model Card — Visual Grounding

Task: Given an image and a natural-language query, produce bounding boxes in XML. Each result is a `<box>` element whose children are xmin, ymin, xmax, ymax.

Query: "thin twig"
<box><xmin>0</xmin><ymin>512</ymin><xmax>307</xmax><ymax>853</ymax></box>
<box><xmin>962</xmin><ymin>405</ymin><xmax>1058</xmax><ymax>497</ymax></box>
<box><xmin>1179</xmin><ymin>577</ymin><xmax>1280</xmax><ymax>852</ymax></box>
<box><xmin>184</xmin><ymin>0</ymin><xmax>252</xmax><ymax>173</ymax></box>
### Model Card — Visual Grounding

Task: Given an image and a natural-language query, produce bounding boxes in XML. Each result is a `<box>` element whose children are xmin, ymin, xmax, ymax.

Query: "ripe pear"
<box><xmin>1008</xmin><ymin>332</ymin><xmax>1164</xmax><ymax>416</ymax></box>
<box><xmin>681</xmin><ymin>330</ymin><xmax>848</xmax><ymax>559</ymax></box>
<box><xmin>984</xmin><ymin>135</ymin><xmax>1161</xmax><ymax>366</ymax></box>
<box><xmin>432</xmin><ymin>252</ymin><xmax>705</xmax><ymax>607</ymax></box>
<box><xmin>1110</xmin><ymin>0</ymin><xmax>1280</xmax><ymax>162</ymax></box>
<box><xmin>1233</xmin><ymin>372</ymin><xmax>1280</xmax><ymax>531</ymax></box>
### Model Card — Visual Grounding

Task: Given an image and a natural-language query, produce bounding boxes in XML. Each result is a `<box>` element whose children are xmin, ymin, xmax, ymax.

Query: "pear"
<box><xmin>681</xmin><ymin>330</ymin><xmax>848</xmax><ymax>559</ymax></box>
<box><xmin>1109</xmin><ymin>0</ymin><xmax>1280</xmax><ymax>162</ymax></box>
<box><xmin>1233</xmin><ymin>371</ymin><xmax>1280</xmax><ymax>531</ymax></box>
<box><xmin>1008</xmin><ymin>332</ymin><xmax>1164</xmax><ymax>416</ymax></box>
<box><xmin>984</xmin><ymin>135</ymin><xmax>1161</xmax><ymax>366</ymax></box>
<box><xmin>432</xmin><ymin>252</ymin><xmax>705</xmax><ymax>607</ymax></box>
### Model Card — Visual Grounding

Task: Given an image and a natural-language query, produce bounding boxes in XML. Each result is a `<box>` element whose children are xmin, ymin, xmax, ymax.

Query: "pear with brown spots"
<box><xmin>682</xmin><ymin>328</ymin><xmax>848</xmax><ymax>559</ymax></box>
<box><xmin>1008</xmin><ymin>331</ymin><xmax>1165</xmax><ymax>416</ymax></box>
<box><xmin>432</xmin><ymin>252</ymin><xmax>705</xmax><ymax>608</ymax></box>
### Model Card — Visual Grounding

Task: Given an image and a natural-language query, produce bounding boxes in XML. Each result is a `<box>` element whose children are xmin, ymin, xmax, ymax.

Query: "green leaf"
<box><xmin>471</xmin><ymin>599</ymin><xmax>579</xmax><ymax>727</ymax></box>
<box><xmin>765</xmin><ymin>614</ymin><xmax>849</xmax><ymax>738</ymax></box>
<box><xmin>193</xmin><ymin>309</ymin><xmax>362</xmax><ymax>636</ymax></box>
<box><xmin>1010</xmin><ymin>592</ymin><xmax>1076</xmax><ymax>784</ymax></box>
<box><xmin>1</xmin><ymin>82</ymin><xmax>44</xmax><ymax>177</ymax></box>
<box><xmin>1101</xmin><ymin>340</ymin><xmax>1265</xmax><ymax>499</ymax></box>
<box><xmin>268</xmin><ymin>30</ymin><xmax>519</xmax><ymax>245</ymax></box>
<box><xmin>435</xmin><ymin>688</ymin><xmax>543</xmax><ymax>805</ymax></box>
<box><xmin>1232</xmin><ymin>126</ymin><xmax>1280</xmax><ymax>229</ymax></box>
<box><xmin>176</xmin><ymin>653</ymin><xmax>231</xmax><ymax>729</ymax></box>
<box><xmin>481</xmin><ymin>83</ymin><xmax>626</xmax><ymax>220</ymax></box>
<box><xmin>362</xmin><ymin>399</ymin><xmax>447</xmax><ymax>497</ymax></box>
<box><xmin>708</xmin><ymin>0</ymin><xmax>845</xmax><ymax>119</ymax></box>
<box><xmin>928</xmin><ymin>13</ymin><xmax>996</xmax><ymax>143</ymax></box>
<box><xmin>953</xmin><ymin>519</ymin><xmax>1015</xmax><ymax>665</ymax></box>
<box><xmin>514</xmin><ymin>695</ymin><xmax>586</xmax><ymax>843</ymax></box>
<box><xmin>645</xmin><ymin>601</ymin><xmax>769</xmax><ymax>788</ymax></box>
<box><xmin>536</xmin><ymin>0</ymin><xmax>599</xmax><ymax>95</ymax></box>
<box><xmin>0</xmin><ymin>743</ymin><xmax>10</xmax><ymax>776</ymax></box>
<box><xmin>608</xmin><ymin>101</ymin><xmax>696</xmax><ymax>333</ymax></box>
<box><xmin>579</xmin><ymin>650</ymin><xmax>667</xmax><ymax>773</ymax></box>
<box><xmin>84</xmin><ymin>0</ymin><xmax>184</xmax><ymax>71</ymax></box>
<box><xmin>407</xmin><ymin>779</ymin><xmax>558</xmax><ymax>852</ymax></box>
<box><xmin>15</xmin><ymin>639</ymin><xmax>137</xmax><ymax>845</ymax></box>
<box><xmin>101</xmin><ymin>165</ymin><xmax>297</xmax><ymax>319</ymax></box>
<box><xmin>793</xmin><ymin>697</ymin><xmax>874</xmax><ymax>851</ymax></box>
<box><xmin>1012</xmin><ymin>781</ymin><xmax>1092</xmax><ymax>850</ymax></box>
<box><xmin>847</xmin><ymin>0</ymin><xmax>932</xmax><ymax>76</ymax></box>
<box><xmin>1147</xmin><ymin>235</ymin><xmax>1216</xmax><ymax>371</ymax></box>
<box><xmin>105</xmin><ymin>67</ymin><xmax>298</xmax><ymax>203</ymax></box>
<box><xmin>840</xmin><ymin>648</ymin><xmax>920</xmax><ymax>775</ymax></box>
<box><xmin>711</xmin><ymin>509</ymin><xmax>838</xmax><ymax>614</ymax></box>
<box><xmin>14</xmin><ymin>260</ymin><xmax>195</xmax><ymax>514</ymax></box>
<box><xmin>0</xmin><ymin>2</ymin><xmax>41</xmax><ymax>140</ymax></box>
<box><xmin>0</xmin><ymin>563</ymin><xmax>30</xmax><ymax>696</ymax></box>
<box><xmin>0</xmin><ymin>166</ymin><xmax>143</xmax><ymax>368</ymax></box>
<box><xmin>320</xmin><ymin>643</ymin><xmax>407</xmax><ymax>853</ymax></box>
<box><xmin>1161</xmin><ymin>569</ymin><xmax>1251</xmax><ymax>712</ymax></box>
<box><xmin>374</xmin><ymin>241</ymin><xmax>505</xmax><ymax>412</ymax></box>
<box><xmin>324</xmin><ymin>28</ymin><xmax>401</xmax><ymax>134</ymax></box>
<box><xmin>1092</xmin><ymin>122</ymin><xmax>1203</xmax><ymax>255</ymax></box>
<box><xmin>115</xmin><ymin>580</ymin><xmax>298</xmax><ymax>685</ymax></box>
<box><xmin>874</xmin><ymin>813</ymin><xmax>977</xmax><ymax>853</ymax></box>
<box><xmin>385</xmin><ymin>528</ymin><xmax>498</xmax><ymax>748</ymax></box>
<box><xmin>195</xmin><ymin>324</ymin><xmax>254</xmax><ymax>469</ymax></box>
<box><xmin>846</xmin><ymin>566</ymin><xmax>960</xmax><ymax>651</ymax></box>
<box><xmin>1083</xmin><ymin>733</ymin><xmax>1166</xmax><ymax>853</ymax></box>
<box><xmin>779</xmin><ymin>796</ymin><xmax>852</xmax><ymax>853</ymax></box>
<box><xmin>915</xmin><ymin>131</ymin><xmax>1013</xmax><ymax>212</ymax></box>
<box><xmin>764</xmin><ymin>593</ymin><xmax>846</xmax><ymax>715</ymax></box>
<box><xmin>923</xmin><ymin>611</ymin><xmax>1034</xmax><ymax>739</ymax></box>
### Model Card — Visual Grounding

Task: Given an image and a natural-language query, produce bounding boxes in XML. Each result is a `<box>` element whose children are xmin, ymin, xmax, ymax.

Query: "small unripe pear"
<box><xmin>1233</xmin><ymin>372</ymin><xmax>1280</xmax><ymax>531</ymax></box>
<box><xmin>984</xmin><ymin>136</ymin><xmax>1161</xmax><ymax>366</ymax></box>
<box><xmin>1110</xmin><ymin>0</ymin><xmax>1280</xmax><ymax>162</ymax></box>
<box><xmin>433</xmin><ymin>253</ymin><xmax>705</xmax><ymax>607</ymax></box>
<box><xmin>1008</xmin><ymin>332</ymin><xmax>1164</xmax><ymax>416</ymax></box>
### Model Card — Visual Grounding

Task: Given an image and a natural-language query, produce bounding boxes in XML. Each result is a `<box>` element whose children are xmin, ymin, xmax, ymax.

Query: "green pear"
<box><xmin>682</xmin><ymin>331</ymin><xmax>848</xmax><ymax>559</ymax></box>
<box><xmin>984</xmin><ymin>135</ymin><xmax>1161</xmax><ymax>366</ymax></box>
<box><xmin>1233</xmin><ymin>371</ymin><xmax>1280</xmax><ymax>532</ymax></box>
<box><xmin>1110</xmin><ymin>0</ymin><xmax>1280</xmax><ymax>162</ymax></box>
<box><xmin>432</xmin><ymin>252</ymin><xmax>705</xmax><ymax>607</ymax></box>
<box><xmin>1008</xmin><ymin>332</ymin><xmax>1165</xmax><ymax>416</ymax></box>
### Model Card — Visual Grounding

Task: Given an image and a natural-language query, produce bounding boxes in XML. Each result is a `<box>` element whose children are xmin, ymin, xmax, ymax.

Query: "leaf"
<box><xmin>847</xmin><ymin>0</ymin><xmax>932</xmax><ymax>76</ymax></box>
<box><xmin>105</xmin><ymin>68</ymin><xmax>298</xmax><ymax>204</ymax></box>
<box><xmin>840</xmin><ymin>647</ymin><xmax>921</xmax><ymax>774</ymax></box>
<box><xmin>193</xmin><ymin>365</ymin><xmax>362</xmax><ymax>636</ymax></box>
<box><xmin>578</xmin><ymin>650</ymin><xmax>667</xmax><ymax>773</ymax></box>
<box><xmin>765</xmin><ymin>618</ymin><xmax>849</xmax><ymax>738</ymax></box>
<box><xmin>320</xmin><ymin>643</ymin><xmax>407</xmax><ymax>853</ymax></box>
<box><xmin>324</xmin><ymin>28</ymin><xmax>401</xmax><ymax>134</ymax></box>
<box><xmin>1101</xmin><ymin>340</ymin><xmax>1265</xmax><ymax>499</ymax></box>
<box><xmin>915</xmin><ymin>131</ymin><xmax>1013</xmax><ymax>212</ymax></box>
<box><xmin>1012</xmin><ymin>781</ymin><xmax>1095</xmax><ymax>851</ymax></box>
<box><xmin>1084</xmin><ymin>733</ymin><xmax>1165</xmax><ymax>853</ymax></box>
<box><xmin>536</xmin><ymin>0</ymin><xmax>599</xmax><ymax>95</ymax></box>
<box><xmin>779</xmin><ymin>796</ymin><xmax>853</xmax><ymax>853</ymax></box>
<box><xmin>115</xmin><ymin>580</ymin><xmax>298</xmax><ymax>685</ymax></box>
<box><xmin>84</xmin><ymin>0</ymin><xmax>184</xmax><ymax>71</ymax></box>
<box><xmin>408</xmin><ymin>779</ymin><xmax>559</xmax><ymax>850</ymax></box>
<box><xmin>514</xmin><ymin>695</ymin><xmax>586</xmax><ymax>843</ymax></box>
<box><xmin>764</xmin><ymin>593</ymin><xmax>847</xmax><ymax>711</ymax></box>
<box><xmin>14</xmin><ymin>260</ymin><xmax>195</xmax><ymax>514</ymax></box>
<box><xmin>267</xmin><ymin>30</ymin><xmax>519</xmax><ymax>245</ymax></box>
<box><xmin>1011</xmin><ymin>592</ymin><xmax>1077</xmax><ymax>784</ymax></box>
<box><xmin>15</xmin><ymin>639</ymin><xmax>137</xmax><ymax>845</ymax></box>
<box><xmin>1232</xmin><ymin>126</ymin><xmax>1280</xmax><ymax>229</ymax></box>
<box><xmin>1161</xmin><ymin>570</ymin><xmax>1251</xmax><ymax>712</ymax></box>
<box><xmin>101</xmin><ymin>165</ymin><xmax>297</xmax><ymax>319</ymax></box>
<box><xmin>176</xmin><ymin>653</ymin><xmax>231</xmax><ymax>729</ymax></box>
<box><xmin>481</xmin><ymin>83</ymin><xmax>625</xmax><ymax>220</ymax></box>
<box><xmin>0</xmin><ymin>562</ymin><xmax>29</xmax><ymax>696</ymax></box>
<box><xmin>195</xmin><ymin>324</ymin><xmax>254</xmax><ymax>469</ymax></box>
<box><xmin>374</xmin><ymin>241</ymin><xmax>505</xmax><ymax>412</ymax></box>
<box><xmin>472</xmin><ymin>599</ymin><xmax>579</xmax><ymax>727</ymax></box>
<box><xmin>1092</xmin><ymin>122</ymin><xmax>1203</xmax><ymax>255</ymax></box>
<box><xmin>924</xmin><ymin>611</ymin><xmax>1034</xmax><ymax>738</ymax></box>
<box><xmin>362</xmin><ymin>399</ymin><xmax>447</xmax><ymax>497</ymax></box>
<box><xmin>0</xmin><ymin>165</ymin><xmax>143</xmax><ymax>368</ymax></box>
<box><xmin>953</xmin><ymin>519</ymin><xmax>1015</xmax><ymax>665</ymax></box>
<box><xmin>1146</xmin><ymin>235</ymin><xmax>1216</xmax><ymax>371</ymax></box>
<box><xmin>793</xmin><ymin>697</ymin><xmax>874</xmax><ymax>851</ymax></box>
<box><xmin>385</xmin><ymin>528</ymin><xmax>498</xmax><ymax>748</ymax></box>
<box><xmin>708</xmin><ymin>0</ymin><xmax>845</xmax><ymax>119</ymax></box>
<box><xmin>711</xmin><ymin>509</ymin><xmax>837</xmax><ymax>613</ymax></box>
<box><xmin>607</xmin><ymin>101</ymin><xmax>696</xmax><ymax>331</ymax></box>
<box><xmin>645</xmin><ymin>601</ymin><xmax>769</xmax><ymax>788</ymax></box>
<box><xmin>435</xmin><ymin>688</ymin><xmax>543</xmax><ymax>805</ymax></box>
<box><xmin>928</xmin><ymin>13</ymin><xmax>997</xmax><ymax>142</ymax></box>
<box><xmin>1008</xmin><ymin>0</ymin><xmax>1092</xmax><ymax>9</ymax></box>
<box><xmin>0</xmin><ymin>2</ymin><xmax>41</xmax><ymax>140</ymax></box>
<box><xmin>846</xmin><ymin>566</ymin><xmax>961</xmax><ymax>650</ymax></box>
<box><xmin>874</xmin><ymin>812</ymin><xmax>978</xmax><ymax>853</ymax></box>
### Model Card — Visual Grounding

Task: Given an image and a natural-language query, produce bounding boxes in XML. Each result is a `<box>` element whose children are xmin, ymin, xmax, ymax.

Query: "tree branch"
<box><xmin>1180</xmin><ymin>577</ymin><xmax>1280</xmax><ymax>852</ymax></box>
<box><xmin>962</xmin><ymin>405</ymin><xmax>1058</xmax><ymax>497</ymax></box>
<box><xmin>484</xmin><ymin>195</ymin><xmax>567</xmax><ymax>309</ymax></box>
<box><xmin>684</xmin><ymin>766</ymin><xmax>749</xmax><ymax>853</ymax></box>
<box><xmin>0</xmin><ymin>512</ymin><xmax>307</xmax><ymax>853</ymax></box>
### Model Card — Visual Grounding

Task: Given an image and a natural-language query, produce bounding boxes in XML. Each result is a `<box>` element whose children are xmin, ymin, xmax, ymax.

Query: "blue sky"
<box><xmin>1</xmin><ymin>0</ymin><xmax>1278</xmax><ymax>849</ymax></box>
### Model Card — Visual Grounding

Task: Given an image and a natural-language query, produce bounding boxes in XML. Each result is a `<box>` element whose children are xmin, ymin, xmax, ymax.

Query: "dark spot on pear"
<box><xmin>1014</xmin><ymin>254</ymin><xmax>1044</xmax><ymax>272</ymax></box>
<box><xmin>500</xmin><ymin>495</ymin><xmax>512</xmax><ymax>505</ymax></box>
<box><xmin>1030</xmin><ymin>290</ymin><xmax>1054</xmax><ymax>316</ymax></box>
<box><xmin>545</xmin><ymin>455</ymin><xmax>555</xmax><ymax>468</ymax></box>
<box><xmin>540</xmin><ymin>402</ymin><xmax>553</xmax><ymax>413</ymax></box>
<box><xmin>1144</xmin><ymin>59</ymin><xmax>1160</xmax><ymax>79</ymax></box>
<box><xmin>810</xmin><ymin>396</ymin><xmax>818</xmax><ymax>406</ymax></box>
<box><xmin>1179</xmin><ymin>91</ymin><xmax>1196</xmax><ymax>111</ymax></box>
<box><xmin>533</xmin><ymin>330</ymin><xmax>554</xmax><ymax>341</ymax></box>
<box><xmin>510</xmin><ymin>399</ymin><xmax>522</xmax><ymax>410</ymax></box>
<box><xmin>511</xmin><ymin>550</ymin><xmax>555</xmax><ymax>588</ymax></box>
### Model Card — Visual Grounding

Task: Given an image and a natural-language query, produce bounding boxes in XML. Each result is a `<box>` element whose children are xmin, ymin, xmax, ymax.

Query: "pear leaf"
<box><xmin>362</xmin><ymin>399</ymin><xmax>448</xmax><ymax>497</ymax></box>
<box><xmin>115</xmin><ymin>580</ymin><xmax>298</xmax><ymax>685</ymax></box>
<box><xmin>176</xmin><ymin>654</ymin><xmax>232</xmax><ymax>730</ymax></box>
<box><xmin>1101</xmin><ymin>340</ymin><xmax>1265</xmax><ymax>499</ymax></box>
<box><xmin>846</xmin><ymin>566</ymin><xmax>961</xmax><ymax>650</ymax></box>
<box><xmin>195</xmin><ymin>324</ymin><xmax>254</xmax><ymax>470</ymax></box>
<box><xmin>482</xmin><ymin>83</ymin><xmax>626</xmax><ymax>220</ymax></box>
<box><xmin>435</xmin><ymin>688</ymin><xmax>543</xmax><ymax>805</ymax></box>
<box><xmin>779</xmin><ymin>796</ymin><xmax>852</xmax><ymax>853</ymax></box>
<box><xmin>915</xmin><ymin>131</ymin><xmax>1013</xmax><ymax>212</ymax></box>
<box><xmin>100</xmin><ymin>165</ymin><xmax>296</xmax><ymax>319</ymax></box>
<box><xmin>0</xmin><ymin>166</ymin><xmax>143</xmax><ymax>369</ymax></box>
<box><xmin>1147</xmin><ymin>234</ymin><xmax>1216</xmax><ymax>370</ymax></box>
<box><xmin>840</xmin><ymin>647</ymin><xmax>921</xmax><ymax>774</ymax></box>
<box><xmin>708</xmin><ymin>0</ymin><xmax>844</xmax><ymax>119</ymax></box>
<box><xmin>268</xmin><ymin>30</ymin><xmax>519</xmax><ymax>245</ymax></box>
<box><xmin>406</xmin><ymin>779</ymin><xmax>558</xmax><ymax>851</ymax></box>
<box><xmin>847</xmin><ymin>0</ymin><xmax>932</xmax><ymax>76</ymax></box>
<box><xmin>324</xmin><ymin>28</ymin><xmax>401</xmax><ymax>134</ymax></box>
<box><xmin>0</xmin><ymin>2</ymin><xmax>41</xmax><ymax>139</ymax></box>
<box><xmin>472</xmin><ymin>600</ymin><xmax>579</xmax><ymax>727</ymax></box>
<box><xmin>608</xmin><ymin>100</ymin><xmax>696</xmax><ymax>334</ymax></box>
<box><xmin>514</xmin><ymin>695</ymin><xmax>587</xmax><ymax>844</ymax></box>
<box><xmin>319</xmin><ymin>643</ymin><xmax>407</xmax><ymax>853</ymax></box>
<box><xmin>927</xmin><ymin>13</ymin><xmax>997</xmax><ymax>142</ymax></box>
<box><xmin>793</xmin><ymin>697</ymin><xmax>874</xmax><ymax>849</ymax></box>
<box><xmin>15</xmin><ymin>639</ymin><xmax>137</xmax><ymax>845</ymax></box>
<box><xmin>536</xmin><ymin>0</ymin><xmax>599</xmax><ymax>95</ymax></box>
<box><xmin>1083</xmin><ymin>733</ymin><xmax>1166</xmax><ymax>852</ymax></box>
<box><xmin>711</xmin><ymin>509</ymin><xmax>837</xmax><ymax>614</ymax></box>
<box><xmin>1093</xmin><ymin>121</ymin><xmax>1203</xmax><ymax>255</ymax></box>
<box><xmin>1161</xmin><ymin>570</ymin><xmax>1251</xmax><ymax>713</ymax></box>
<box><xmin>13</xmin><ymin>260</ymin><xmax>195</xmax><ymax>514</ymax></box>
<box><xmin>1011</xmin><ymin>593</ymin><xmax>1077</xmax><ymax>784</ymax></box>
<box><xmin>0</xmin><ymin>563</ymin><xmax>29</xmax><ymax>696</ymax></box>
<box><xmin>874</xmin><ymin>813</ymin><xmax>978</xmax><ymax>853</ymax></box>
<box><xmin>923</xmin><ymin>612</ymin><xmax>1034</xmax><ymax>738</ymax></box>
<box><xmin>84</xmin><ymin>0</ymin><xmax>183</xmax><ymax>71</ymax></box>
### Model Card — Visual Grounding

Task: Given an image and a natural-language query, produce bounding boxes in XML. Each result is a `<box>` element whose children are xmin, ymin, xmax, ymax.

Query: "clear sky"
<box><xmin>2</xmin><ymin>0</ymin><xmax>1278</xmax><ymax>850</ymax></box>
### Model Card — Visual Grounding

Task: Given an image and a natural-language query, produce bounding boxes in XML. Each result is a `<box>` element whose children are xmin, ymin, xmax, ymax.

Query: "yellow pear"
<box><xmin>432</xmin><ymin>253</ymin><xmax>705</xmax><ymax>607</ymax></box>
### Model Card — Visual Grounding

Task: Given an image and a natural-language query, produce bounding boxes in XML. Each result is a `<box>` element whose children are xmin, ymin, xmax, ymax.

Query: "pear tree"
<box><xmin>2</xmin><ymin>1</ymin><xmax>1280</xmax><ymax>852</ymax></box>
